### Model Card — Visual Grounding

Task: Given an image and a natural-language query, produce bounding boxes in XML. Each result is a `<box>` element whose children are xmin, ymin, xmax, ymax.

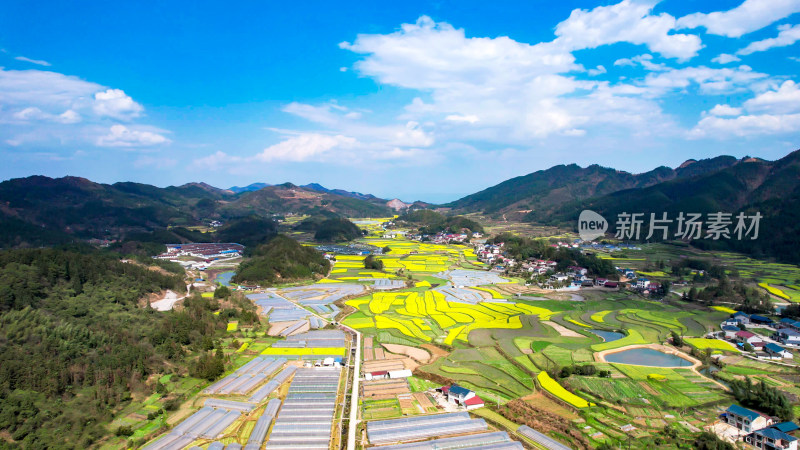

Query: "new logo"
<box><xmin>578</xmin><ymin>210</ymin><xmax>607</xmax><ymax>241</ymax></box>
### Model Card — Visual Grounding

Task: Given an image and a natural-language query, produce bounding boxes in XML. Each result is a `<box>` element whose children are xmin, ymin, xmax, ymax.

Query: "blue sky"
<box><xmin>1</xmin><ymin>0</ymin><xmax>799</xmax><ymax>202</ymax></box>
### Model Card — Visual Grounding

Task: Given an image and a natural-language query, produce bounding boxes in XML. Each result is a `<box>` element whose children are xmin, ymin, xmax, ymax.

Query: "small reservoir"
<box><xmin>605</xmin><ymin>348</ymin><xmax>692</xmax><ymax>367</ymax></box>
<box><xmin>216</xmin><ymin>271</ymin><xmax>235</xmax><ymax>286</ymax></box>
<box><xmin>590</xmin><ymin>329</ymin><xmax>624</xmax><ymax>342</ymax></box>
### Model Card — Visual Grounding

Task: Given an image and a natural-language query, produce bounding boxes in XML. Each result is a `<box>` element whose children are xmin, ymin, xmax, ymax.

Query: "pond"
<box><xmin>216</xmin><ymin>271</ymin><xmax>235</xmax><ymax>286</ymax></box>
<box><xmin>605</xmin><ymin>348</ymin><xmax>693</xmax><ymax>367</ymax></box>
<box><xmin>590</xmin><ymin>329</ymin><xmax>624</xmax><ymax>342</ymax></box>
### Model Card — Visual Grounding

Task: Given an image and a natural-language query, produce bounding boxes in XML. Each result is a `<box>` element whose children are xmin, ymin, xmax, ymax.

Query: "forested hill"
<box><xmin>0</xmin><ymin>176</ymin><xmax>392</xmax><ymax>249</ymax></box>
<box><xmin>221</xmin><ymin>183</ymin><xmax>394</xmax><ymax>218</ymax></box>
<box><xmin>446</xmin><ymin>155</ymin><xmax>738</xmax><ymax>218</ymax></box>
<box><xmin>532</xmin><ymin>149</ymin><xmax>800</xmax><ymax>264</ymax></box>
<box><xmin>0</xmin><ymin>248</ymin><xmax>239</xmax><ymax>448</ymax></box>
<box><xmin>233</xmin><ymin>235</ymin><xmax>331</xmax><ymax>285</ymax></box>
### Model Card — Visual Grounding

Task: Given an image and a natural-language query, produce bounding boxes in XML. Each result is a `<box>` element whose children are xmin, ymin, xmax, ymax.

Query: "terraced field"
<box><xmin>325</xmin><ymin>228</ymin><xmax>800</xmax><ymax>449</ymax></box>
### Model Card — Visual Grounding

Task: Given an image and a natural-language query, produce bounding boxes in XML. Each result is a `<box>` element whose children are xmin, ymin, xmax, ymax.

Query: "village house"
<box><xmin>735</xmin><ymin>330</ymin><xmax>764</xmax><ymax>349</ymax></box>
<box><xmin>437</xmin><ymin>384</ymin><xmax>485</xmax><ymax>410</ymax></box>
<box><xmin>550</xmin><ymin>273</ymin><xmax>569</xmax><ymax>283</ymax></box>
<box><xmin>724</xmin><ymin>404</ymin><xmax>774</xmax><ymax>433</ymax></box>
<box><xmin>723</xmin><ymin>317</ymin><xmax>741</xmax><ymax>328</ymax></box>
<box><xmin>775</xmin><ymin>329</ymin><xmax>800</xmax><ymax>346</ymax></box>
<box><xmin>636</xmin><ymin>278</ymin><xmax>650</xmax><ymax>289</ymax></box>
<box><xmin>745</xmin><ymin>422</ymin><xmax>799</xmax><ymax>450</ymax></box>
<box><xmin>779</xmin><ymin>318</ymin><xmax>800</xmax><ymax>332</ymax></box>
<box><xmin>721</xmin><ymin>325</ymin><xmax>741</xmax><ymax>339</ymax></box>
<box><xmin>750</xmin><ymin>314</ymin><xmax>775</xmax><ymax>326</ymax></box>
<box><xmin>764</xmin><ymin>343</ymin><xmax>794</xmax><ymax>360</ymax></box>
<box><xmin>733</xmin><ymin>312</ymin><xmax>751</xmax><ymax>325</ymax></box>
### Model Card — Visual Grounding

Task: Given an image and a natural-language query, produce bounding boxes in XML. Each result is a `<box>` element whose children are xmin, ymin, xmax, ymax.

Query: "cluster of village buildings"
<box><xmin>721</xmin><ymin>404</ymin><xmax>798</xmax><ymax>449</ymax></box>
<box><xmin>154</xmin><ymin>242</ymin><xmax>244</xmax><ymax>269</ymax></box>
<box><xmin>714</xmin><ymin>313</ymin><xmax>800</xmax><ymax>360</ymax></box>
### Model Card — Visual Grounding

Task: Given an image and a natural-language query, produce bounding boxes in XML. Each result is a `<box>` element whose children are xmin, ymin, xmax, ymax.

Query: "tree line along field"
<box><xmin>591</xmin><ymin>241</ymin><xmax>800</xmax><ymax>303</ymax></box>
<box><xmin>330</xmin><ymin>230</ymin><xmax>800</xmax><ymax>449</ymax></box>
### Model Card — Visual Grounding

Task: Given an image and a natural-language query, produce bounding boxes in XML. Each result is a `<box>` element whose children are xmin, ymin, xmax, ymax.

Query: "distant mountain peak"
<box><xmin>386</xmin><ymin>199</ymin><xmax>409</xmax><ymax>211</ymax></box>
<box><xmin>678</xmin><ymin>159</ymin><xmax>697</xmax><ymax>169</ymax></box>
<box><xmin>302</xmin><ymin>183</ymin><xmax>329</xmax><ymax>192</ymax></box>
<box><xmin>228</xmin><ymin>182</ymin><xmax>271</xmax><ymax>193</ymax></box>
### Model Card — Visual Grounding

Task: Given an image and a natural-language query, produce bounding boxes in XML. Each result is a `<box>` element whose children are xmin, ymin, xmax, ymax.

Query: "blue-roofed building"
<box><xmin>723</xmin><ymin>317</ymin><xmax>741</xmax><ymax>328</ymax></box>
<box><xmin>751</xmin><ymin>314</ymin><xmax>774</xmax><ymax>325</ymax></box>
<box><xmin>779</xmin><ymin>318</ymin><xmax>800</xmax><ymax>332</ymax></box>
<box><xmin>445</xmin><ymin>384</ymin><xmax>477</xmax><ymax>405</ymax></box>
<box><xmin>721</xmin><ymin>325</ymin><xmax>741</xmax><ymax>339</ymax></box>
<box><xmin>746</xmin><ymin>424</ymin><xmax>798</xmax><ymax>450</ymax></box>
<box><xmin>764</xmin><ymin>343</ymin><xmax>794</xmax><ymax>360</ymax></box>
<box><xmin>733</xmin><ymin>312</ymin><xmax>751</xmax><ymax>325</ymax></box>
<box><xmin>724</xmin><ymin>404</ymin><xmax>773</xmax><ymax>433</ymax></box>
<box><xmin>773</xmin><ymin>422</ymin><xmax>800</xmax><ymax>434</ymax></box>
<box><xmin>775</xmin><ymin>329</ymin><xmax>800</xmax><ymax>346</ymax></box>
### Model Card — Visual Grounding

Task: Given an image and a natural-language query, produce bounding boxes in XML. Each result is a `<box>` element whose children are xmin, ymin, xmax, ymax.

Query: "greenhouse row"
<box><xmin>247</xmin><ymin>398</ymin><xmax>282</xmax><ymax>448</ymax></box>
<box><xmin>203</xmin><ymin>399</ymin><xmax>256</xmax><ymax>413</ymax></box>
<box><xmin>273</xmin><ymin>330</ymin><xmax>346</xmax><ymax>349</ymax></box>
<box><xmin>264</xmin><ymin>368</ymin><xmax>341</xmax><ymax>449</ymax></box>
<box><xmin>375</xmin><ymin>431</ymin><xmax>524</xmax><ymax>449</ymax></box>
<box><xmin>142</xmin><ymin>404</ymin><xmax>242</xmax><ymax>450</ymax></box>
<box><xmin>247</xmin><ymin>293</ymin><xmax>311</xmax><ymax>323</ymax></box>
<box><xmin>367</xmin><ymin>412</ymin><xmax>489</xmax><ymax>445</ymax></box>
<box><xmin>203</xmin><ymin>357</ymin><xmax>287</xmax><ymax>395</ymax></box>
<box><xmin>517</xmin><ymin>425</ymin><xmax>573</xmax><ymax>450</ymax></box>
<box><xmin>189</xmin><ymin>442</ymin><xmax>242</xmax><ymax>450</ymax></box>
<box><xmin>368</xmin><ymin>279</ymin><xmax>406</xmax><ymax>290</ymax></box>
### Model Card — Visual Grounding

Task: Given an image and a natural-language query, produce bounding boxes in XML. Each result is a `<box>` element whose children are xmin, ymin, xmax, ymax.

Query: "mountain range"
<box><xmin>447</xmin><ymin>149</ymin><xmax>800</xmax><ymax>263</ymax></box>
<box><xmin>2</xmin><ymin>149</ymin><xmax>799</xmax><ymax>262</ymax></box>
<box><xmin>445</xmin><ymin>155</ymin><xmax>741</xmax><ymax>220</ymax></box>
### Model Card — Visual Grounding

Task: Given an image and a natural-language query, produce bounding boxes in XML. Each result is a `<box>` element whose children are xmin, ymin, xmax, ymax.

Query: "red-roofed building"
<box><xmin>366</xmin><ymin>370</ymin><xmax>388</xmax><ymax>380</ymax></box>
<box><xmin>463</xmin><ymin>395</ymin><xmax>485</xmax><ymax>410</ymax></box>
<box><xmin>736</xmin><ymin>331</ymin><xmax>760</xmax><ymax>346</ymax></box>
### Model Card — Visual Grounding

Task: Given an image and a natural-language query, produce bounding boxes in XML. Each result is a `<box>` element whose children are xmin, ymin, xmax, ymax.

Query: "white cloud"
<box><xmin>445</xmin><ymin>114</ymin><xmax>479</xmax><ymax>124</ymax></box>
<box><xmin>340</xmin><ymin>15</ymin><xmax>673</xmax><ymax>141</ymax></box>
<box><xmin>743</xmin><ymin>80</ymin><xmax>800</xmax><ymax>114</ymax></box>
<box><xmin>612</xmin><ymin>54</ymin><xmax>668</xmax><ymax>71</ymax></box>
<box><xmin>587</xmin><ymin>65</ymin><xmax>607</xmax><ymax>76</ymax></box>
<box><xmin>340</xmin><ymin>16</ymin><xmax>577</xmax><ymax>91</ymax></box>
<box><xmin>14</xmin><ymin>56</ymin><xmax>51</xmax><ymax>66</ymax></box>
<box><xmin>738</xmin><ymin>23</ymin><xmax>800</xmax><ymax>55</ymax></box>
<box><xmin>57</xmin><ymin>110</ymin><xmax>82</xmax><ymax>124</ymax></box>
<box><xmin>709</xmin><ymin>104</ymin><xmax>743</xmax><ymax>116</ymax></box>
<box><xmin>254</xmin><ymin>133</ymin><xmax>357</xmax><ymax>162</ymax></box>
<box><xmin>692</xmin><ymin>81</ymin><xmax>800</xmax><ymax>137</ymax></box>
<box><xmin>0</xmin><ymin>68</ymin><xmax>100</xmax><ymax>108</ymax></box>
<box><xmin>711</xmin><ymin>53</ymin><xmax>741</xmax><ymax>64</ymax></box>
<box><xmin>642</xmin><ymin>65</ymin><xmax>768</xmax><ymax>95</ymax></box>
<box><xmin>11</xmin><ymin>106</ymin><xmax>81</xmax><ymax>124</ymax></box>
<box><xmin>92</xmin><ymin>89</ymin><xmax>143</xmax><ymax>120</ymax></box>
<box><xmin>691</xmin><ymin>113</ymin><xmax>800</xmax><ymax>137</ymax></box>
<box><xmin>96</xmin><ymin>124</ymin><xmax>170</xmax><ymax>147</ymax></box>
<box><xmin>677</xmin><ymin>0</ymin><xmax>800</xmax><ymax>38</ymax></box>
<box><xmin>0</xmin><ymin>68</ymin><xmax>166</xmax><ymax>151</ymax></box>
<box><xmin>192</xmin><ymin>151</ymin><xmax>241</xmax><ymax>169</ymax></box>
<box><xmin>553</xmin><ymin>0</ymin><xmax>703</xmax><ymax>60</ymax></box>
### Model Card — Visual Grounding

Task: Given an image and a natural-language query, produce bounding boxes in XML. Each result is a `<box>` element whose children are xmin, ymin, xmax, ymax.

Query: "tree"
<box><xmin>213</xmin><ymin>285</ymin><xmax>231</xmax><ymax>299</ymax></box>
<box><xmin>382</xmin><ymin>246</ymin><xmax>391</xmax><ymax>254</ymax></box>
<box><xmin>364</xmin><ymin>255</ymin><xmax>384</xmax><ymax>270</ymax></box>
<box><xmin>671</xmin><ymin>331</ymin><xmax>683</xmax><ymax>347</ymax></box>
<box><xmin>191</xmin><ymin>352</ymin><xmax>225</xmax><ymax>381</ymax></box>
